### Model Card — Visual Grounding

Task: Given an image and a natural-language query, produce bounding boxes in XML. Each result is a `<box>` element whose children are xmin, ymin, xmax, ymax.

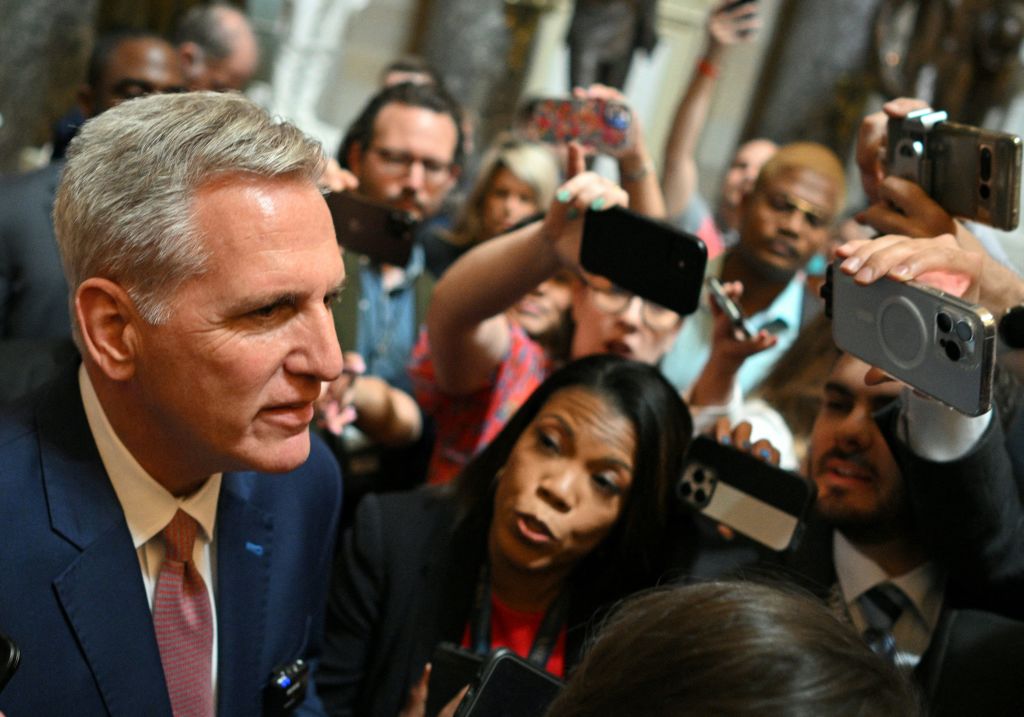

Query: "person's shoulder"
<box><xmin>354</xmin><ymin>486</ymin><xmax>458</xmax><ymax>547</ymax></box>
<box><xmin>0</xmin><ymin>161</ymin><xmax>62</xmax><ymax>202</ymax></box>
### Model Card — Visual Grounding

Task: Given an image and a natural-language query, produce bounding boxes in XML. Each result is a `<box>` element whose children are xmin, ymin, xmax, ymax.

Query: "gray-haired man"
<box><xmin>0</xmin><ymin>92</ymin><xmax>343</xmax><ymax>716</ymax></box>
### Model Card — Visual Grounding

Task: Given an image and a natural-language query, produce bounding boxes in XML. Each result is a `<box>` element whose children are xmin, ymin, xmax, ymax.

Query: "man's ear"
<box><xmin>178</xmin><ymin>42</ymin><xmax>204</xmax><ymax>86</ymax></box>
<box><xmin>346</xmin><ymin>142</ymin><xmax>364</xmax><ymax>178</ymax></box>
<box><xmin>75</xmin><ymin>278</ymin><xmax>142</xmax><ymax>382</ymax></box>
<box><xmin>76</xmin><ymin>84</ymin><xmax>96</xmax><ymax>119</ymax></box>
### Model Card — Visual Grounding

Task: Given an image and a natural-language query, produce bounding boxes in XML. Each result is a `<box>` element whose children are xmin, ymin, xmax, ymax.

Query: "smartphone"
<box><xmin>706</xmin><ymin>277</ymin><xmax>752</xmax><ymax>339</ymax></box>
<box><xmin>453</xmin><ymin>649</ymin><xmax>563</xmax><ymax>717</ymax></box>
<box><xmin>678</xmin><ymin>435</ymin><xmax>817</xmax><ymax>552</ymax></box>
<box><xmin>324</xmin><ymin>191</ymin><xmax>418</xmax><ymax>266</ymax></box>
<box><xmin>521</xmin><ymin>98</ymin><xmax>633</xmax><ymax>154</ymax></box>
<box><xmin>827</xmin><ymin>259</ymin><xmax>997</xmax><ymax>416</ymax></box>
<box><xmin>887</xmin><ymin>109</ymin><xmax>1022</xmax><ymax>230</ymax></box>
<box><xmin>426</xmin><ymin>643</ymin><xmax>483</xmax><ymax>717</ymax></box>
<box><xmin>581</xmin><ymin>206</ymin><xmax>707</xmax><ymax>316</ymax></box>
<box><xmin>0</xmin><ymin>632</ymin><xmax>20</xmax><ymax>693</ymax></box>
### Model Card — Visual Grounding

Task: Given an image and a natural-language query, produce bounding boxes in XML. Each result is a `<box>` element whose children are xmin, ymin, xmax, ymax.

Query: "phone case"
<box><xmin>426</xmin><ymin>643</ymin><xmax>484</xmax><ymax>717</ymax></box>
<box><xmin>524</xmin><ymin>98</ymin><xmax>632</xmax><ymax>154</ymax></box>
<box><xmin>887</xmin><ymin>116</ymin><xmax>1022</xmax><ymax>230</ymax></box>
<box><xmin>678</xmin><ymin>436</ymin><xmax>816</xmax><ymax>552</ymax></box>
<box><xmin>324</xmin><ymin>191</ymin><xmax>418</xmax><ymax>266</ymax></box>
<box><xmin>453</xmin><ymin>649</ymin><xmax>563</xmax><ymax>717</ymax></box>
<box><xmin>580</xmin><ymin>206</ymin><xmax>707</xmax><ymax>316</ymax></box>
<box><xmin>829</xmin><ymin>259</ymin><xmax>996</xmax><ymax>416</ymax></box>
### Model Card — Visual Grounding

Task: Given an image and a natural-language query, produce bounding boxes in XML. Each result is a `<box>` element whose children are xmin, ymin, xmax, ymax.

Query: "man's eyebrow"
<box><xmin>823</xmin><ymin>382</ymin><xmax>854</xmax><ymax>399</ymax></box>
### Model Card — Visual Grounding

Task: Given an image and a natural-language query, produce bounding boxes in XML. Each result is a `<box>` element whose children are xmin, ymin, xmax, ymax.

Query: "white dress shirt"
<box><xmin>833</xmin><ymin>531</ymin><xmax>945</xmax><ymax>667</ymax></box>
<box><xmin>79</xmin><ymin>365</ymin><xmax>221</xmax><ymax>693</ymax></box>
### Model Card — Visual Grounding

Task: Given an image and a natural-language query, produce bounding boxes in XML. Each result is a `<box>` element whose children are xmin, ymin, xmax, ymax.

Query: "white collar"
<box><xmin>833</xmin><ymin>530</ymin><xmax>944</xmax><ymax>632</ymax></box>
<box><xmin>78</xmin><ymin>365</ymin><xmax>221</xmax><ymax>549</ymax></box>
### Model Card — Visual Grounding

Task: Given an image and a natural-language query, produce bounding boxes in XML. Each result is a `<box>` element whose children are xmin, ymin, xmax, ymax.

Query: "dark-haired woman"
<box><xmin>317</xmin><ymin>354</ymin><xmax>694</xmax><ymax>716</ymax></box>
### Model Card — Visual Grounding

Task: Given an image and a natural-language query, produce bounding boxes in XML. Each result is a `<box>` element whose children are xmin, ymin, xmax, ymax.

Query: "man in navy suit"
<box><xmin>0</xmin><ymin>92</ymin><xmax>345</xmax><ymax>715</ymax></box>
<box><xmin>778</xmin><ymin>350</ymin><xmax>1024</xmax><ymax>716</ymax></box>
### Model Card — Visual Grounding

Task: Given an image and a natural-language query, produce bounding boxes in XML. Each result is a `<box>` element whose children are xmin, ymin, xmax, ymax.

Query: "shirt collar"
<box><xmin>79</xmin><ymin>365</ymin><xmax>221</xmax><ymax>550</ymax></box>
<box><xmin>833</xmin><ymin>530</ymin><xmax>944</xmax><ymax>630</ymax></box>
<box><xmin>361</xmin><ymin>242</ymin><xmax>425</xmax><ymax>289</ymax></box>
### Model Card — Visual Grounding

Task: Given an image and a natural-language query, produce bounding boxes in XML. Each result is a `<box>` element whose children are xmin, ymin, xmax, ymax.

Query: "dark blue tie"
<box><xmin>857</xmin><ymin>583</ymin><xmax>908</xmax><ymax>662</ymax></box>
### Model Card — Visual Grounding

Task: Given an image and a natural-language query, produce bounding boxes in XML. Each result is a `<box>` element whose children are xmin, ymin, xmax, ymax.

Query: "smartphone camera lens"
<box><xmin>955</xmin><ymin>320</ymin><xmax>974</xmax><ymax>342</ymax></box>
<box><xmin>692</xmin><ymin>468</ymin><xmax>706</xmax><ymax>484</ymax></box>
<box><xmin>936</xmin><ymin>312</ymin><xmax>953</xmax><ymax>333</ymax></box>
<box><xmin>944</xmin><ymin>340</ymin><xmax>962</xmax><ymax>361</ymax></box>
<box><xmin>980</xmin><ymin>146</ymin><xmax>993</xmax><ymax>181</ymax></box>
<box><xmin>694</xmin><ymin>488</ymin><xmax>707</xmax><ymax>504</ymax></box>
<box><xmin>980</xmin><ymin>183</ymin><xmax>991</xmax><ymax>201</ymax></box>
<box><xmin>678</xmin><ymin>481</ymin><xmax>692</xmax><ymax>498</ymax></box>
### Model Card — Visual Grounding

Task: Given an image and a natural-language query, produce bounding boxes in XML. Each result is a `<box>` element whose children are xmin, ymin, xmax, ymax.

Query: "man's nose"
<box><xmin>291</xmin><ymin>303</ymin><xmax>344</xmax><ymax>382</ymax></box>
<box><xmin>403</xmin><ymin>160</ymin><xmax>426</xmax><ymax>190</ymax></box>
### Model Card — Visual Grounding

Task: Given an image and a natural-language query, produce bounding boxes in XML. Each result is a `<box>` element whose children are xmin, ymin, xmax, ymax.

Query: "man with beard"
<box><xmin>661</xmin><ymin>142</ymin><xmax>843</xmax><ymax>394</ymax></box>
<box><xmin>775</xmin><ymin>351</ymin><xmax>1024</xmax><ymax>715</ymax></box>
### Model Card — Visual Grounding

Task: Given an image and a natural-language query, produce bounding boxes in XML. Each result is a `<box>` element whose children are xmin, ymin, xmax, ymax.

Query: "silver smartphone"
<box><xmin>706</xmin><ymin>277</ymin><xmax>752</xmax><ymax>340</ymax></box>
<box><xmin>678</xmin><ymin>436</ymin><xmax>816</xmax><ymax>552</ymax></box>
<box><xmin>887</xmin><ymin>109</ymin><xmax>1022</xmax><ymax>230</ymax></box>
<box><xmin>829</xmin><ymin>259</ymin><xmax>997</xmax><ymax>416</ymax></box>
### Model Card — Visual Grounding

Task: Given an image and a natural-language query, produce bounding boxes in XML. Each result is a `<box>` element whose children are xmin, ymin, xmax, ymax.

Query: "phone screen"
<box><xmin>456</xmin><ymin>651</ymin><xmax>562</xmax><ymax>717</ymax></box>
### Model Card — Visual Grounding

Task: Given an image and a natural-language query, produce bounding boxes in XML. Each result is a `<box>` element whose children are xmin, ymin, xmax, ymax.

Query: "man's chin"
<box><xmin>239</xmin><ymin>432</ymin><xmax>312</xmax><ymax>474</ymax></box>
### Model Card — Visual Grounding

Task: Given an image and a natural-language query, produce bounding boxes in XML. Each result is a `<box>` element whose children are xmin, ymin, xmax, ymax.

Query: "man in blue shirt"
<box><xmin>661</xmin><ymin>141</ymin><xmax>845</xmax><ymax>394</ymax></box>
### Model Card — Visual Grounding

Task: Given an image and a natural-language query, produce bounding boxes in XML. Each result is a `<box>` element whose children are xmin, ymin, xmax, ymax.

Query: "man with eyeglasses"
<box><xmin>0</xmin><ymin>31</ymin><xmax>186</xmax><ymax>400</ymax></box>
<box><xmin>660</xmin><ymin>141</ymin><xmax>845</xmax><ymax>395</ymax></box>
<box><xmin>315</xmin><ymin>82</ymin><xmax>464</xmax><ymax>506</ymax></box>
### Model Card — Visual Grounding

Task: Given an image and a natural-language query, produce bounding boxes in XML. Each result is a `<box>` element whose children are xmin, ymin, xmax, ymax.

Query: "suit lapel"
<box><xmin>40</xmin><ymin>370</ymin><xmax>173</xmax><ymax>716</ymax></box>
<box><xmin>215</xmin><ymin>472</ymin><xmax>273</xmax><ymax>716</ymax></box>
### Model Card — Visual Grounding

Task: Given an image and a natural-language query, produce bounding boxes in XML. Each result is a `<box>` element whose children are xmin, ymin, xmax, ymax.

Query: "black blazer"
<box><xmin>318</xmin><ymin>489</ymin><xmax>596</xmax><ymax>717</ymax></box>
<box><xmin>776</xmin><ymin>523</ymin><xmax>1024</xmax><ymax>716</ymax></box>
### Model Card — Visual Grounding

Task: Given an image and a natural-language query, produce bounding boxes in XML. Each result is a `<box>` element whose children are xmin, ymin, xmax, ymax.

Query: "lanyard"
<box><xmin>468</xmin><ymin>562</ymin><xmax>569</xmax><ymax>667</ymax></box>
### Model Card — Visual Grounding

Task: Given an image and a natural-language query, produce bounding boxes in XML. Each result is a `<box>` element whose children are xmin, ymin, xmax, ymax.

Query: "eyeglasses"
<box><xmin>581</xmin><ymin>273</ymin><xmax>681</xmax><ymax>331</ymax></box>
<box><xmin>762</xmin><ymin>191</ymin><xmax>831</xmax><ymax>229</ymax></box>
<box><xmin>369</xmin><ymin>146</ymin><xmax>453</xmax><ymax>184</ymax></box>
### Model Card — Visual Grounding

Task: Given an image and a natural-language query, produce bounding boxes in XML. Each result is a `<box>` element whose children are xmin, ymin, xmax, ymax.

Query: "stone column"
<box><xmin>420</xmin><ymin>0</ymin><xmax>557</xmax><ymax>159</ymax></box>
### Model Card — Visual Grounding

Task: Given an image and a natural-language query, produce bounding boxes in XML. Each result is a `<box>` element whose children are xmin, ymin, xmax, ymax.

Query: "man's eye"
<box><xmin>253</xmin><ymin>304</ymin><xmax>281</xmax><ymax>318</ymax></box>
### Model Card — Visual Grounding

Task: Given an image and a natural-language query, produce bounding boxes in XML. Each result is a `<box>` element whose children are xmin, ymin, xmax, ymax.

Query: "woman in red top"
<box><xmin>319</xmin><ymin>354</ymin><xmax>695</xmax><ymax>716</ymax></box>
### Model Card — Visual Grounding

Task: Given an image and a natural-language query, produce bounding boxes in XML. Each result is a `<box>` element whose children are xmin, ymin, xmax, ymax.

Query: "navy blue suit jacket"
<box><xmin>0</xmin><ymin>369</ymin><xmax>342</xmax><ymax>716</ymax></box>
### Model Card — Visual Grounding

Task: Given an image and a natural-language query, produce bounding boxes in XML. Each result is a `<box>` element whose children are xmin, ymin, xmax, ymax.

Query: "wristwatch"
<box><xmin>1000</xmin><ymin>304</ymin><xmax>1024</xmax><ymax>349</ymax></box>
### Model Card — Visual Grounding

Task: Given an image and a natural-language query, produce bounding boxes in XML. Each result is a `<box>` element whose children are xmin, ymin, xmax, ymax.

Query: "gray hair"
<box><xmin>53</xmin><ymin>91</ymin><xmax>325</xmax><ymax>330</ymax></box>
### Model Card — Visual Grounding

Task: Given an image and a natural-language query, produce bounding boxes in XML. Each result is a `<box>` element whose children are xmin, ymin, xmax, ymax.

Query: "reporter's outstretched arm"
<box><xmin>426</xmin><ymin>147</ymin><xmax>628</xmax><ymax>395</ymax></box>
<box><xmin>661</xmin><ymin>0</ymin><xmax>760</xmax><ymax>217</ymax></box>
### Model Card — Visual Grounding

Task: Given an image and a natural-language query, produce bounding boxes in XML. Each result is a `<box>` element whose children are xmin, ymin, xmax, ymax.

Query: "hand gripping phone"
<box><xmin>706</xmin><ymin>276</ymin><xmax>752</xmax><ymax>339</ymax></box>
<box><xmin>324</xmin><ymin>190</ymin><xmax>418</xmax><ymax>266</ymax></box>
<box><xmin>826</xmin><ymin>259</ymin><xmax>996</xmax><ymax>416</ymax></box>
<box><xmin>426</xmin><ymin>643</ymin><xmax>484</xmax><ymax>717</ymax></box>
<box><xmin>521</xmin><ymin>97</ymin><xmax>633</xmax><ymax>154</ymax></box>
<box><xmin>452</xmin><ymin>649</ymin><xmax>563</xmax><ymax>717</ymax></box>
<box><xmin>581</xmin><ymin>206</ymin><xmax>708</xmax><ymax>316</ymax></box>
<box><xmin>678</xmin><ymin>436</ymin><xmax>817</xmax><ymax>552</ymax></box>
<box><xmin>887</xmin><ymin>109</ymin><xmax>1022</xmax><ymax>230</ymax></box>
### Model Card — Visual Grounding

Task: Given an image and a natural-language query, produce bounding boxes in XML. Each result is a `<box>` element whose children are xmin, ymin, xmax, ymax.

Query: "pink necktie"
<box><xmin>153</xmin><ymin>509</ymin><xmax>214</xmax><ymax>717</ymax></box>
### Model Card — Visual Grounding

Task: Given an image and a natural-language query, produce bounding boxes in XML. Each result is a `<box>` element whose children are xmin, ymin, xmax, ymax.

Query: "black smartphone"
<box><xmin>0</xmin><ymin>632</ymin><xmax>21</xmax><ymax>694</ymax></box>
<box><xmin>453</xmin><ymin>649</ymin><xmax>563</xmax><ymax>717</ymax></box>
<box><xmin>706</xmin><ymin>277</ymin><xmax>752</xmax><ymax>339</ymax></box>
<box><xmin>324</xmin><ymin>191</ymin><xmax>419</xmax><ymax>266</ymax></box>
<box><xmin>678</xmin><ymin>436</ymin><xmax>817</xmax><ymax>552</ymax></box>
<box><xmin>427</xmin><ymin>643</ymin><xmax>484</xmax><ymax>717</ymax></box>
<box><xmin>580</xmin><ymin>206</ymin><xmax>707</xmax><ymax>316</ymax></box>
<box><xmin>887</xmin><ymin>109</ymin><xmax>1022</xmax><ymax>230</ymax></box>
<box><xmin>826</xmin><ymin>259</ymin><xmax>996</xmax><ymax>416</ymax></box>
